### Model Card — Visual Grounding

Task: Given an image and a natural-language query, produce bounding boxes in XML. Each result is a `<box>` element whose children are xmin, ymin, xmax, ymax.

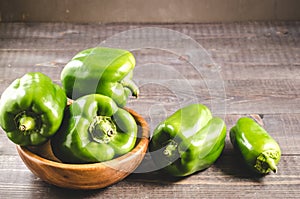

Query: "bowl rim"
<box><xmin>17</xmin><ymin>107</ymin><xmax>150</xmax><ymax>170</ymax></box>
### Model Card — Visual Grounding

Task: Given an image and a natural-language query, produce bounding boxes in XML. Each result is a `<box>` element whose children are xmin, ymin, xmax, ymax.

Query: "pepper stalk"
<box><xmin>89</xmin><ymin>116</ymin><xmax>117</xmax><ymax>144</ymax></box>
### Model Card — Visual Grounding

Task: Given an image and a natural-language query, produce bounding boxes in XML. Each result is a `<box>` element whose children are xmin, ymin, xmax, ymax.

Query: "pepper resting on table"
<box><xmin>0</xmin><ymin>72</ymin><xmax>67</xmax><ymax>146</ymax></box>
<box><xmin>149</xmin><ymin>104</ymin><xmax>226</xmax><ymax>176</ymax></box>
<box><xmin>60</xmin><ymin>47</ymin><xmax>139</xmax><ymax>107</ymax></box>
<box><xmin>51</xmin><ymin>94</ymin><xmax>138</xmax><ymax>163</ymax></box>
<box><xmin>230</xmin><ymin>117</ymin><xmax>281</xmax><ymax>174</ymax></box>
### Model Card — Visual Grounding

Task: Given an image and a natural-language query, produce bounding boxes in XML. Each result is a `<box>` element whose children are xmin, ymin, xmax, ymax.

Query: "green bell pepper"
<box><xmin>60</xmin><ymin>47</ymin><xmax>139</xmax><ymax>107</ymax></box>
<box><xmin>230</xmin><ymin>117</ymin><xmax>281</xmax><ymax>174</ymax></box>
<box><xmin>0</xmin><ymin>72</ymin><xmax>67</xmax><ymax>146</ymax></box>
<box><xmin>149</xmin><ymin>104</ymin><xmax>226</xmax><ymax>176</ymax></box>
<box><xmin>51</xmin><ymin>94</ymin><xmax>138</xmax><ymax>163</ymax></box>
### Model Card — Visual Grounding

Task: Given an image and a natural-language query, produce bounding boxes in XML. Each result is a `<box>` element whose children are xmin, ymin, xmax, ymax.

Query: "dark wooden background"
<box><xmin>0</xmin><ymin>21</ymin><xmax>299</xmax><ymax>198</ymax></box>
<box><xmin>1</xmin><ymin>0</ymin><xmax>300</xmax><ymax>23</ymax></box>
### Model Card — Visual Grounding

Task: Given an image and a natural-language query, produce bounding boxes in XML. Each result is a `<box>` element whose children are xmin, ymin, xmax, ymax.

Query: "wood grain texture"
<box><xmin>0</xmin><ymin>21</ymin><xmax>299</xmax><ymax>198</ymax></box>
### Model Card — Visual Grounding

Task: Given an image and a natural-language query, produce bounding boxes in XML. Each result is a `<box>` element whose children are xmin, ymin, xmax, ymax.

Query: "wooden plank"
<box><xmin>0</xmin><ymin>22</ymin><xmax>299</xmax><ymax>63</ymax></box>
<box><xmin>0</xmin><ymin>39</ymin><xmax>299</xmax><ymax>68</ymax></box>
<box><xmin>0</xmin><ymin>154</ymin><xmax>299</xmax><ymax>198</ymax></box>
<box><xmin>1</xmin><ymin>21</ymin><xmax>299</xmax><ymax>38</ymax></box>
<box><xmin>0</xmin><ymin>49</ymin><xmax>299</xmax><ymax>82</ymax></box>
<box><xmin>220</xmin><ymin>63</ymin><xmax>300</xmax><ymax>80</ymax></box>
<box><xmin>127</xmin><ymin>80</ymin><xmax>300</xmax><ymax>114</ymax></box>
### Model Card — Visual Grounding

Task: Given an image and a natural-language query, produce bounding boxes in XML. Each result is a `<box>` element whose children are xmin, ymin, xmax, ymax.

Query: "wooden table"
<box><xmin>0</xmin><ymin>21</ymin><xmax>299</xmax><ymax>198</ymax></box>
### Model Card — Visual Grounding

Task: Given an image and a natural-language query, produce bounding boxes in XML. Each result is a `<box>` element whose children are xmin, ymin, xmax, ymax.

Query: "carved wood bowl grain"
<box><xmin>16</xmin><ymin>108</ymin><xmax>150</xmax><ymax>190</ymax></box>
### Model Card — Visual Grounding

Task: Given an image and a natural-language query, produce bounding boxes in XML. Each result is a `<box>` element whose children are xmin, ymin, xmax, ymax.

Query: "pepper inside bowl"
<box><xmin>16</xmin><ymin>108</ymin><xmax>149</xmax><ymax>190</ymax></box>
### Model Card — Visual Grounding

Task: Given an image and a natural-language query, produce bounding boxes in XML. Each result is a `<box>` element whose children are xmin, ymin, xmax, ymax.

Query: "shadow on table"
<box><xmin>39</xmin><ymin>147</ymin><xmax>266</xmax><ymax>195</ymax></box>
<box><xmin>37</xmin><ymin>182</ymin><xmax>107</xmax><ymax>198</ymax></box>
<box><xmin>213</xmin><ymin>148</ymin><xmax>266</xmax><ymax>182</ymax></box>
<box><xmin>127</xmin><ymin>147</ymin><xmax>266</xmax><ymax>185</ymax></box>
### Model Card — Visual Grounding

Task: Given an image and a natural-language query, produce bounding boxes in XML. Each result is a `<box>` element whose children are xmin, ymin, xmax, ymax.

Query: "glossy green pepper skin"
<box><xmin>0</xmin><ymin>72</ymin><xmax>67</xmax><ymax>146</ymax></box>
<box><xmin>149</xmin><ymin>104</ymin><xmax>226</xmax><ymax>177</ymax></box>
<box><xmin>51</xmin><ymin>94</ymin><xmax>138</xmax><ymax>163</ymax></box>
<box><xmin>230</xmin><ymin>117</ymin><xmax>281</xmax><ymax>174</ymax></box>
<box><xmin>61</xmin><ymin>47</ymin><xmax>139</xmax><ymax>107</ymax></box>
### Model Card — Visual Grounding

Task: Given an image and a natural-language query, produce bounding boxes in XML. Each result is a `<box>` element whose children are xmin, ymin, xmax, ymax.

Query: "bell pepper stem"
<box><xmin>266</xmin><ymin>157</ymin><xmax>278</xmax><ymax>173</ymax></box>
<box><xmin>19</xmin><ymin>116</ymin><xmax>36</xmax><ymax>132</ymax></box>
<box><xmin>89</xmin><ymin>116</ymin><xmax>117</xmax><ymax>144</ymax></box>
<box><xmin>254</xmin><ymin>150</ymin><xmax>279</xmax><ymax>174</ymax></box>
<box><xmin>120</xmin><ymin>79</ymin><xmax>139</xmax><ymax>98</ymax></box>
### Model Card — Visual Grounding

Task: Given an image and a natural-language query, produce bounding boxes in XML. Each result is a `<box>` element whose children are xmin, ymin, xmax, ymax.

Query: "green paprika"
<box><xmin>149</xmin><ymin>104</ymin><xmax>226</xmax><ymax>176</ymax></box>
<box><xmin>0</xmin><ymin>72</ymin><xmax>67</xmax><ymax>146</ymax></box>
<box><xmin>60</xmin><ymin>47</ymin><xmax>139</xmax><ymax>107</ymax></box>
<box><xmin>230</xmin><ymin>117</ymin><xmax>281</xmax><ymax>174</ymax></box>
<box><xmin>51</xmin><ymin>94</ymin><xmax>138</xmax><ymax>163</ymax></box>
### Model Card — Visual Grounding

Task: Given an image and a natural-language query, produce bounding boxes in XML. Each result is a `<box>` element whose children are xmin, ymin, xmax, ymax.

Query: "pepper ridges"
<box><xmin>149</xmin><ymin>104</ymin><xmax>226</xmax><ymax>177</ymax></box>
<box><xmin>0</xmin><ymin>72</ymin><xmax>67</xmax><ymax>146</ymax></box>
<box><xmin>51</xmin><ymin>94</ymin><xmax>138</xmax><ymax>163</ymax></box>
<box><xmin>60</xmin><ymin>47</ymin><xmax>139</xmax><ymax>107</ymax></box>
<box><xmin>230</xmin><ymin>117</ymin><xmax>281</xmax><ymax>174</ymax></box>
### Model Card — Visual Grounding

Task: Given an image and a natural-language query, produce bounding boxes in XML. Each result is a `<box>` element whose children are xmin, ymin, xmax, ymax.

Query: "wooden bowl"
<box><xmin>16</xmin><ymin>108</ymin><xmax>150</xmax><ymax>190</ymax></box>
